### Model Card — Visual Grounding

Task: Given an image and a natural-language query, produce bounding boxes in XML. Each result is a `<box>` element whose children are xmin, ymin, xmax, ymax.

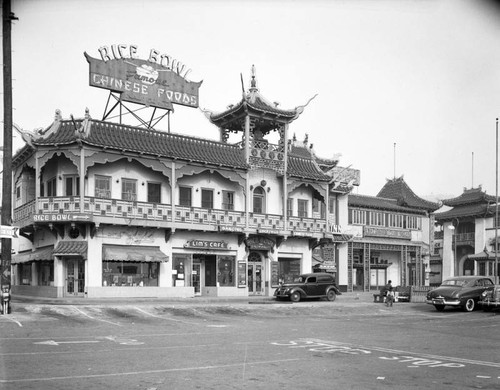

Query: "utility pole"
<box><xmin>1</xmin><ymin>0</ymin><xmax>17</xmax><ymax>297</ymax></box>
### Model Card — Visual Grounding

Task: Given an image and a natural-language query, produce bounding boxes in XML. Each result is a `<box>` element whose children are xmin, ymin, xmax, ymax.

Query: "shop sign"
<box><xmin>219</xmin><ymin>225</ymin><xmax>244</xmax><ymax>233</ymax></box>
<box><xmin>258</xmin><ymin>228</ymin><xmax>280</xmax><ymax>235</ymax></box>
<box><xmin>85</xmin><ymin>44</ymin><xmax>202</xmax><ymax>110</ymax></box>
<box><xmin>364</xmin><ymin>227</ymin><xmax>411</xmax><ymax>240</ymax></box>
<box><xmin>291</xmin><ymin>231</ymin><xmax>312</xmax><ymax>237</ymax></box>
<box><xmin>33</xmin><ymin>213</ymin><xmax>91</xmax><ymax>223</ymax></box>
<box><xmin>246</xmin><ymin>235</ymin><xmax>275</xmax><ymax>251</ymax></box>
<box><xmin>184</xmin><ymin>240</ymin><xmax>229</xmax><ymax>250</ymax></box>
<box><xmin>0</xmin><ymin>225</ymin><xmax>18</xmax><ymax>239</ymax></box>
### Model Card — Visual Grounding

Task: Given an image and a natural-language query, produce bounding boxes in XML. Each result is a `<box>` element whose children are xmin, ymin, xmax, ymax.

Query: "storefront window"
<box><xmin>102</xmin><ymin>261</ymin><xmax>158</xmax><ymax>286</ymax></box>
<box><xmin>278</xmin><ymin>258</ymin><xmax>301</xmax><ymax>283</ymax></box>
<box><xmin>37</xmin><ymin>261</ymin><xmax>54</xmax><ymax>286</ymax></box>
<box><xmin>218</xmin><ymin>256</ymin><xmax>235</xmax><ymax>286</ymax></box>
<box><xmin>19</xmin><ymin>263</ymin><xmax>32</xmax><ymax>285</ymax></box>
<box><xmin>172</xmin><ymin>255</ymin><xmax>191</xmax><ymax>287</ymax></box>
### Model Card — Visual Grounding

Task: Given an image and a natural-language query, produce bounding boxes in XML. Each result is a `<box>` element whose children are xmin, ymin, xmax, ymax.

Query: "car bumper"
<box><xmin>479</xmin><ymin>300</ymin><xmax>500</xmax><ymax>308</ymax></box>
<box><xmin>426</xmin><ymin>298</ymin><xmax>461</xmax><ymax>306</ymax></box>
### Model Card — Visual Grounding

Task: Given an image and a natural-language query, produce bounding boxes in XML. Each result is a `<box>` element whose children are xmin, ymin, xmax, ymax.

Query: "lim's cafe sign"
<box><xmin>85</xmin><ymin>44</ymin><xmax>202</xmax><ymax>110</ymax></box>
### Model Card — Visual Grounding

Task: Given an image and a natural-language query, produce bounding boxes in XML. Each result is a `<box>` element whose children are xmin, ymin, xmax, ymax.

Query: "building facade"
<box><xmin>10</xmin><ymin>73</ymin><xmax>360</xmax><ymax>299</ymax></box>
<box><xmin>434</xmin><ymin>186</ymin><xmax>499</xmax><ymax>282</ymax></box>
<box><xmin>346</xmin><ymin>177</ymin><xmax>440</xmax><ymax>291</ymax></box>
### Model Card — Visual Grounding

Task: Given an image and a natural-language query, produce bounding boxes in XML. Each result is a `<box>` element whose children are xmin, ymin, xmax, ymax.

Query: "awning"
<box><xmin>467</xmin><ymin>250</ymin><xmax>498</xmax><ymax>261</ymax></box>
<box><xmin>102</xmin><ymin>245</ymin><xmax>169</xmax><ymax>262</ymax></box>
<box><xmin>53</xmin><ymin>241</ymin><xmax>88</xmax><ymax>258</ymax></box>
<box><xmin>12</xmin><ymin>246</ymin><xmax>54</xmax><ymax>264</ymax></box>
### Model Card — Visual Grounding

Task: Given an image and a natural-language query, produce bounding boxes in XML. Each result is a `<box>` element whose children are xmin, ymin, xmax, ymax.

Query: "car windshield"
<box><xmin>441</xmin><ymin>279</ymin><xmax>469</xmax><ymax>287</ymax></box>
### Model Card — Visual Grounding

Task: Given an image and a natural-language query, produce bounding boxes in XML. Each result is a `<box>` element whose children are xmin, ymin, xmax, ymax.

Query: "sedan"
<box><xmin>426</xmin><ymin>276</ymin><xmax>494</xmax><ymax>312</ymax></box>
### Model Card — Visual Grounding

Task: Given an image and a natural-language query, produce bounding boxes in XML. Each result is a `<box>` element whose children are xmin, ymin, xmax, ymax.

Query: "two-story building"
<box><xmin>10</xmin><ymin>69</ymin><xmax>359</xmax><ymax>299</ymax></box>
<box><xmin>434</xmin><ymin>186</ymin><xmax>499</xmax><ymax>281</ymax></box>
<box><xmin>346</xmin><ymin>177</ymin><xmax>440</xmax><ymax>291</ymax></box>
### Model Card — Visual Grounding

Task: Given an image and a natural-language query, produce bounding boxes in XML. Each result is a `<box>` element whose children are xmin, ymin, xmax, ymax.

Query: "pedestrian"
<box><xmin>384</xmin><ymin>280</ymin><xmax>394</xmax><ymax>307</ymax></box>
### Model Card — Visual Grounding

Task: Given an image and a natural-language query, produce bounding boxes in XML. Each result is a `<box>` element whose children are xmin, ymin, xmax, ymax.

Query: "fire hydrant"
<box><xmin>1</xmin><ymin>286</ymin><xmax>11</xmax><ymax>315</ymax></box>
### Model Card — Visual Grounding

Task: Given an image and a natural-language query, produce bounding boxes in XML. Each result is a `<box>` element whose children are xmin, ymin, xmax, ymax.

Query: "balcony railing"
<box><xmin>13</xmin><ymin>196</ymin><xmax>329</xmax><ymax>237</ymax></box>
<box><xmin>452</xmin><ymin>232</ymin><xmax>475</xmax><ymax>246</ymax></box>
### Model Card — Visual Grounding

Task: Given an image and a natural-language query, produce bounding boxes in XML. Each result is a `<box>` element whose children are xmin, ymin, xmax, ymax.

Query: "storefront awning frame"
<box><xmin>102</xmin><ymin>244</ymin><xmax>169</xmax><ymax>262</ymax></box>
<box><xmin>12</xmin><ymin>246</ymin><xmax>54</xmax><ymax>264</ymax></box>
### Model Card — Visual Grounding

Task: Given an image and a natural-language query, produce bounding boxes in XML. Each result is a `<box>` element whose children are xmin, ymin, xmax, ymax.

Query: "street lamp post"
<box><xmin>448</xmin><ymin>218</ymin><xmax>459</xmax><ymax>277</ymax></box>
<box><xmin>496</xmin><ymin>118</ymin><xmax>499</xmax><ymax>283</ymax></box>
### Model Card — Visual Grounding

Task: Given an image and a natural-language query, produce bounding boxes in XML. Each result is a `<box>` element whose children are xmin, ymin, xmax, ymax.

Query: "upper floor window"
<box><xmin>95</xmin><ymin>175</ymin><xmax>111</xmax><ymax>199</ymax></box>
<box><xmin>298</xmin><ymin>199</ymin><xmax>308</xmax><ymax>218</ymax></box>
<box><xmin>253</xmin><ymin>187</ymin><xmax>265</xmax><ymax>214</ymax></box>
<box><xmin>201</xmin><ymin>189</ymin><xmax>214</xmax><ymax>209</ymax></box>
<box><xmin>222</xmin><ymin>191</ymin><xmax>234</xmax><ymax>210</ymax></box>
<box><xmin>406</xmin><ymin>215</ymin><xmax>421</xmax><ymax>230</ymax></box>
<box><xmin>64</xmin><ymin>175</ymin><xmax>80</xmax><ymax>197</ymax></box>
<box><xmin>147</xmin><ymin>182</ymin><xmax>161</xmax><ymax>203</ymax></box>
<box><xmin>388</xmin><ymin>214</ymin><xmax>404</xmax><ymax>228</ymax></box>
<box><xmin>179</xmin><ymin>186</ymin><xmax>192</xmax><ymax>207</ymax></box>
<box><xmin>369</xmin><ymin>211</ymin><xmax>385</xmax><ymax>227</ymax></box>
<box><xmin>46</xmin><ymin>177</ymin><xmax>57</xmax><ymax>197</ymax></box>
<box><xmin>349</xmin><ymin>209</ymin><xmax>366</xmax><ymax>225</ymax></box>
<box><xmin>122</xmin><ymin>178</ymin><xmax>137</xmax><ymax>201</ymax></box>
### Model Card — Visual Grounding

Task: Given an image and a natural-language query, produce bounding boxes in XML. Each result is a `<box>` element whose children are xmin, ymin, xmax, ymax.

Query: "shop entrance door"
<box><xmin>248</xmin><ymin>262</ymin><xmax>264</xmax><ymax>295</ymax></box>
<box><xmin>192</xmin><ymin>262</ymin><xmax>201</xmax><ymax>295</ymax></box>
<box><xmin>65</xmin><ymin>259</ymin><xmax>85</xmax><ymax>297</ymax></box>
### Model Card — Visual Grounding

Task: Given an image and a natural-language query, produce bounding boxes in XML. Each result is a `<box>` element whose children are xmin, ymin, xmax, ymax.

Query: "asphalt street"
<box><xmin>1</xmin><ymin>294</ymin><xmax>499</xmax><ymax>390</ymax></box>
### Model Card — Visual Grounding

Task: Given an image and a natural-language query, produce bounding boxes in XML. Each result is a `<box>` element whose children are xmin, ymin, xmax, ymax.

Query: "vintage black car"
<box><xmin>274</xmin><ymin>273</ymin><xmax>341</xmax><ymax>302</ymax></box>
<box><xmin>426</xmin><ymin>276</ymin><xmax>494</xmax><ymax>312</ymax></box>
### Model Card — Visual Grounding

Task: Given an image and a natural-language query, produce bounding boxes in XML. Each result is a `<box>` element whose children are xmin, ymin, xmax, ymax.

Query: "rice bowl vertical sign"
<box><xmin>85</xmin><ymin>44</ymin><xmax>202</xmax><ymax>110</ymax></box>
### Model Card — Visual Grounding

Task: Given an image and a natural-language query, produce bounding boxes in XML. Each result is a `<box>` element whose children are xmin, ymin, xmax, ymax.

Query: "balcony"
<box><xmin>13</xmin><ymin>196</ymin><xmax>328</xmax><ymax>238</ymax></box>
<box><xmin>452</xmin><ymin>232</ymin><xmax>475</xmax><ymax>246</ymax></box>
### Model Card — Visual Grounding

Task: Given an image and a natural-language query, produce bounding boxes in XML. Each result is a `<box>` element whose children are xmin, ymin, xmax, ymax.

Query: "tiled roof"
<box><xmin>287</xmin><ymin>145</ymin><xmax>331</xmax><ymax>181</ymax></box>
<box><xmin>33</xmin><ymin>119</ymin><xmax>249</xmax><ymax>170</ymax></box>
<box><xmin>349</xmin><ymin>194</ymin><xmax>426</xmax><ymax>215</ymax></box>
<box><xmin>442</xmin><ymin>187</ymin><xmax>497</xmax><ymax>207</ymax></box>
<box><xmin>377</xmin><ymin>177</ymin><xmax>440</xmax><ymax>211</ymax></box>
<box><xmin>53</xmin><ymin>240</ymin><xmax>88</xmax><ymax>257</ymax></box>
<box><xmin>434</xmin><ymin>203</ymin><xmax>494</xmax><ymax>221</ymax></box>
<box><xmin>19</xmin><ymin>118</ymin><xmax>332</xmax><ymax>181</ymax></box>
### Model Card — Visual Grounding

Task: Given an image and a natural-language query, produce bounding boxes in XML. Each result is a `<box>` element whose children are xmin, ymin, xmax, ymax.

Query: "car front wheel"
<box><xmin>326</xmin><ymin>290</ymin><xmax>337</xmax><ymax>302</ymax></box>
<box><xmin>434</xmin><ymin>304</ymin><xmax>445</xmax><ymax>311</ymax></box>
<box><xmin>290</xmin><ymin>292</ymin><xmax>301</xmax><ymax>302</ymax></box>
<box><xmin>463</xmin><ymin>298</ymin><xmax>475</xmax><ymax>312</ymax></box>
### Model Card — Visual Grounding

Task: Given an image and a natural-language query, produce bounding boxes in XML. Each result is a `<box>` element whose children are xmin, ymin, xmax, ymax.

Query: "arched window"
<box><xmin>253</xmin><ymin>186</ymin><xmax>266</xmax><ymax>213</ymax></box>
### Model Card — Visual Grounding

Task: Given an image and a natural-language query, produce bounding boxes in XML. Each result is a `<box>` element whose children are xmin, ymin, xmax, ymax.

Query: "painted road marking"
<box><xmin>1</xmin><ymin>316</ymin><xmax>22</xmax><ymax>327</ymax></box>
<box><xmin>272</xmin><ymin>338</ymin><xmax>500</xmax><ymax>369</ymax></box>
<box><xmin>34</xmin><ymin>340</ymin><xmax>100</xmax><ymax>346</ymax></box>
<box><xmin>134</xmin><ymin>307</ymin><xmax>201</xmax><ymax>325</ymax></box>
<box><xmin>0</xmin><ymin>358</ymin><xmax>304</xmax><ymax>384</ymax></box>
<box><xmin>71</xmin><ymin>306</ymin><xmax>122</xmax><ymax>326</ymax></box>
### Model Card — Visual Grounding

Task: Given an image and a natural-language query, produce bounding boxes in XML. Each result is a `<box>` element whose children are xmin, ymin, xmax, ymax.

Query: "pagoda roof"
<box><xmin>441</xmin><ymin>187</ymin><xmax>497</xmax><ymax>207</ymax></box>
<box><xmin>377</xmin><ymin>176</ymin><xmax>440</xmax><ymax>212</ymax></box>
<box><xmin>287</xmin><ymin>145</ymin><xmax>331</xmax><ymax>181</ymax></box>
<box><xmin>203</xmin><ymin>66</ymin><xmax>315</xmax><ymax>131</ymax></box>
<box><xmin>434</xmin><ymin>203</ymin><xmax>495</xmax><ymax>222</ymax></box>
<box><xmin>348</xmin><ymin>194</ymin><xmax>426</xmax><ymax>215</ymax></box>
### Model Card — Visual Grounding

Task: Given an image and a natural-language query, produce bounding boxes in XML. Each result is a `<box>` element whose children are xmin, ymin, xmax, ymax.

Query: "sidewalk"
<box><xmin>10</xmin><ymin>291</ymin><xmax>378</xmax><ymax>307</ymax></box>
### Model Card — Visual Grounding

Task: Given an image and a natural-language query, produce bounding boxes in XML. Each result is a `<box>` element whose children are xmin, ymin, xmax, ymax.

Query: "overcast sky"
<box><xmin>2</xmin><ymin>0</ymin><xmax>500</xmax><ymax>200</ymax></box>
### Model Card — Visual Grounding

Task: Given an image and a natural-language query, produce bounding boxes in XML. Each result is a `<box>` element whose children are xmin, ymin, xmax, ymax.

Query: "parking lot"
<box><xmin>1</xmin><ymin>295</ymin><xmax>499</xmax><ymax>389</ymax></box>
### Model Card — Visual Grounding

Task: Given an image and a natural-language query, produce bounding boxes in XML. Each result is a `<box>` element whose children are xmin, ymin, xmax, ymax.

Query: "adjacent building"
<box><xmin>346</xmin><ymin>177</ymin><xmax>440</xmax><ymax>291</ymax></box>
<box><xmin>434</xmin><ymin>186</ymin><xmax>499</xmax><ymax>282</ymax></box>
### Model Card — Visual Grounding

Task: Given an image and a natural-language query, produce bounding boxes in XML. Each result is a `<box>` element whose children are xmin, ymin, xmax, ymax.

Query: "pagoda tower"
<box><xmin>202</xmin><ymin>65</ymin><xmax>315</xmax><ymax>176</ymax></box>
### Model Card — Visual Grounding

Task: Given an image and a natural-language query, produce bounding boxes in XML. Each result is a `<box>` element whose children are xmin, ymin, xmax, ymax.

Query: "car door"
<box><xmin>304</xmin><ymin>276</ymin><xmax>318</xmax><ymax>296</ymax></box>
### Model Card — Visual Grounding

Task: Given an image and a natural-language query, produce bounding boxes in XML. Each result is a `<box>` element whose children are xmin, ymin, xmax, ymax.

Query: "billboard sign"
<box><xmin>85</xmin><ymin>44</ymin><xmax>202</xmax><ymax>110</ymax></box>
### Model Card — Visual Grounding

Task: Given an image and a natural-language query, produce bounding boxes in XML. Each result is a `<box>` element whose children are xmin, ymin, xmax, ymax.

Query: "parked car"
<box><xmin>274</xmin><ymin>273</ymin><xmax>341</xmax><ymax>302</ymax></box>
<box><xmin>479</xmin><ymin>284</ymin><xmax>500</xmax><ymax>311</ymax></box>
<box><xmin>426</xmin><ymin>276</ymin><xmax>494</xmax><ymax>312</ymax></box>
